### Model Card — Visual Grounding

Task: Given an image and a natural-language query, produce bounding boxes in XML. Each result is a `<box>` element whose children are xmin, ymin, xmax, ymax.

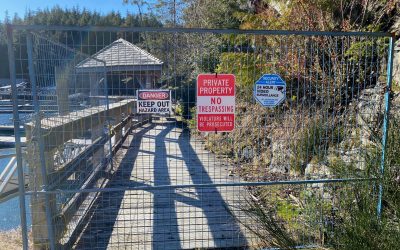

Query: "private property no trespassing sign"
<box><xmin>197</xmin><ymin>74</ymin><xmax>235</xmax><ymax>132</ymax></box>
<box><xmin>137</xmin><ymin>89</ymin><xmax>171</xmax><ymax>114</ymax></box>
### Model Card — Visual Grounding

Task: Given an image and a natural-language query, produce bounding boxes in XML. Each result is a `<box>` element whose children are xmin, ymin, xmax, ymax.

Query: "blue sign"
<box><xmin>254</xmin><ymin>74</ymin><xmax>286</xmax><ymax>107</ymax></box>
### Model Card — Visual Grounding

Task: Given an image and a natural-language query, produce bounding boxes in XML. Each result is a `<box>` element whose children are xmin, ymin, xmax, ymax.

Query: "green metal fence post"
<box><xmin>377</xmin><ymin>35</ymin><xmax>395</xmax><ymax>219</ymax></box>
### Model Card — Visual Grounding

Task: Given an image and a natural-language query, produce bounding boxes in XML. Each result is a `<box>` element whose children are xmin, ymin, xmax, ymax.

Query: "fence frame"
<box><xmin>6</xmin><ymin>24</ymin><xmax>395</xmax><ymax>250</ymax></box>
<box><xmin>6</xmin><ymin>24</ymin><xmax>29</xmax><ymax>250</ymax></box>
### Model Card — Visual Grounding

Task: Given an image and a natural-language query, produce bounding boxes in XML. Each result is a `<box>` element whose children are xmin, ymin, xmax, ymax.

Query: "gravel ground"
<box><xmin>0</xmin><ymin>228</ymin><xmax>32</xmax><ymax>250</ymax></box>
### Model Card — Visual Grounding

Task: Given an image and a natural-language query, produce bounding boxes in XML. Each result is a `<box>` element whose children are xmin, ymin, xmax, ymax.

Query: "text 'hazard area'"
<box><xmin>197</xmin><ymin>74</ymin><xmax>235</xmax><ymax>132</ymax></box>
<box><xmin>137</xmin><ymin>89</ymin><xmax>171</xmax><ymax>114</ymax></box>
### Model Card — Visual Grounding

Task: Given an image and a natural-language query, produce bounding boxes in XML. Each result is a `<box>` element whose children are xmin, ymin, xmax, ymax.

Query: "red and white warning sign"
<box><xmin>137</xmin><ymin>89</ymin><xmax>171</xmax><ymax>114</ymax></box>
<box><xmin>197</xmin><ymin>74</ymin><xmax>235</xmax><ymax>132</ymax></box>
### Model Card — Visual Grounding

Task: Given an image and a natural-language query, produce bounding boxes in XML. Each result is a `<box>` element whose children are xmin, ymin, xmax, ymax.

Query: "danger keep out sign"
<box><xmin>137</xmin><ymin>89</ymin><xmax>171</xmax><ymax>114</ymax></box>
<box><xmin>197</xmin><ymin>74</ymin><xmax>235</xmax><ymax>132</ymax></box>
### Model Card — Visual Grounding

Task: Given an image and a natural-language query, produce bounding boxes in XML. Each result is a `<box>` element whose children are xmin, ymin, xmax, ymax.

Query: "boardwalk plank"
<box><xmin>74</xmin><ymin>122</ymin><xmax>251</xmax><ymax>249</ymax></box>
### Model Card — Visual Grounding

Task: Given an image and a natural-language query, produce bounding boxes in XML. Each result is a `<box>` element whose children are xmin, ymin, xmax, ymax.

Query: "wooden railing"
<box><xmin>25</xmin><ymin>99</ymin><xmax>152</xmax><ymax>249</ymax></box>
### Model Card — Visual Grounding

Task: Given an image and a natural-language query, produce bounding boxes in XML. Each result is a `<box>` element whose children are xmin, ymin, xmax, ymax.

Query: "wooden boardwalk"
<box><xmin>73</xmin><ymin>121</ymin><xmax>251</xmax><ymax>249</ymax></box>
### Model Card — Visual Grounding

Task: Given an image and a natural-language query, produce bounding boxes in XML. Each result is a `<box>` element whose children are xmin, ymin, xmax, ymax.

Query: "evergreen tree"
<box><xmin>0</xmin><ymin>6</ymin><xmax>163</xmax><ymax>78</ymax></box>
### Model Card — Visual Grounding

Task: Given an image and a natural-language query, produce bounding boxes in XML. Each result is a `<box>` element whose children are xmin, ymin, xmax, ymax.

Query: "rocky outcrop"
<box><xmin>305</xmin><ymin>162</ymin><xmax>331</xmax><ymax>177</ymax></box>
<box><xmin>269</xmin><ymin>139</ymin><xmax>291</xmax><ymax>173</ymax></box>
<box><xmin>330</xmin><ymin>84</ymin><xmax>400</xmax><ymax>171</ymax></box>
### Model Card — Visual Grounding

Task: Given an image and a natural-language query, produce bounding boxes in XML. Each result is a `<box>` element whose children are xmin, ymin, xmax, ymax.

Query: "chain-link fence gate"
<box><xmin>6</xmin><ymin>25</ymin><xmax>394</xmax><ymax>249</ymax></box>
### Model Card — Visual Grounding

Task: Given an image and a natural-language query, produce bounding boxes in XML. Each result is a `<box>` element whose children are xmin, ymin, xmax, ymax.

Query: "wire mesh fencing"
<box><xmin>6</xmin><ymin>25</ymin><xmax>394</xmax><ymax>249</ymax></box>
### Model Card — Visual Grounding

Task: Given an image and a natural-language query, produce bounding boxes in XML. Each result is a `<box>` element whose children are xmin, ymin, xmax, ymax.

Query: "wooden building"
<box><xmin>75</xmin><ymin>38</ymin><xmax>163</xmax><ymax>97</ymax></box>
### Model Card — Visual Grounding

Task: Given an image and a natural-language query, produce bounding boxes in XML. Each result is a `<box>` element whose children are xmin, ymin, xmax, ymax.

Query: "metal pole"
<box><xmin>6</xmin><ymin>24</ymin><xmax>29</xmax><ymax>250</ymax></box>
<box><xmin>103</xmin><ymin>64</ymin><xmax>113</xmax><ymax>169</ymax></box>
<box><xmin>26</xmin><ymin>32</ymin><xmax>56</xmax><ymax>249</ymax></box>
<box><xmin>173</xmin><ymin>0</ymin><xmax>176</xmax><ymax>27</ymax></box>
<box><xmin>377</xmin><ymin>35</ymin><xmax>395</xmax><ymax>219</ymax></box>
<box><xmin>10</xmin><ymin>24</ymin><xmax>391</xmax><ymax>37</ymax></box>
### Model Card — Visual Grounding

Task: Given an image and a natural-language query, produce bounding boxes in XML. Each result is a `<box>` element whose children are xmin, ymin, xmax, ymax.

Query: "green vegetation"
<box><xmin>291</xmin><ymin>120</ymin><xmax>326</xmax><ymax>174</ymax></box>
<box><xmin>328</xmin><ymin>126</ymin><xmax>400</xmax><ymax>250</ymax></box>
<box><xmin>235</xmin><ymin>115</ymin><xmax>400</xmax><ymax>249</ymax></box>
<box><xmin>236</xmin><ymin>194</ymin><xmax>299</xmax><ymax>249</ymax></box>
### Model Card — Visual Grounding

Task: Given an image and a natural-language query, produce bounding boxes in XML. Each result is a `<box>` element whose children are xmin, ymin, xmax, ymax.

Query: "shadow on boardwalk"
<box><xmin>73</xmin><ymin>122</ymin><xmax>247</xmax><ymax>249</ymax></box>
<box><xmin>73</xmin><ymin>124</ymin><xmax>155</xmax><ymax>249</ymax></box>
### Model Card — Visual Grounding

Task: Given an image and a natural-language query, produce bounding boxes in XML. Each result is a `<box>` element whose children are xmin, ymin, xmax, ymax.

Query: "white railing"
<box><xmin>0</xmin><ymin>155</ymin><xmax>18</xmax><ymax>203</ymax></box>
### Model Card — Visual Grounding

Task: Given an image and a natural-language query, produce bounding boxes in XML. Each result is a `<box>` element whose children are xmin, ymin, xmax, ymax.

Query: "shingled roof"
<box><xmin>76</xmin><ymin>38</ymin><xmax>163</xmax><ymax>72</ymax></box>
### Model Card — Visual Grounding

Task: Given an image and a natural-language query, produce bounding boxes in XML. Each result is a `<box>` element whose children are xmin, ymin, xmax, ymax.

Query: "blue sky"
<box><xmin>0</xmin><ymin>0</ymin><xmax>151</xmax><ymax>20</ymax></box>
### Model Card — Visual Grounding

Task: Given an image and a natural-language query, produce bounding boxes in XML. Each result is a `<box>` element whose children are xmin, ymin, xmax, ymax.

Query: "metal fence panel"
<box><xmin>6</xmin><ymin>25</ymin><xmax>393</xmax><ymax>249</ymax></box>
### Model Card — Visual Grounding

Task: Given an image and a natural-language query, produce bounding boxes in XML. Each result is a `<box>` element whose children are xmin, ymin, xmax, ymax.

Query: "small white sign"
<box><xmin>137</xmin><ymin>89</ymin><xmax>171</xmax><ymax>114</ymax></box>
<box><xmin>254</xmin><ymin>74</ymin><xmax>286</xmax><ymax>107</ymax></box>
